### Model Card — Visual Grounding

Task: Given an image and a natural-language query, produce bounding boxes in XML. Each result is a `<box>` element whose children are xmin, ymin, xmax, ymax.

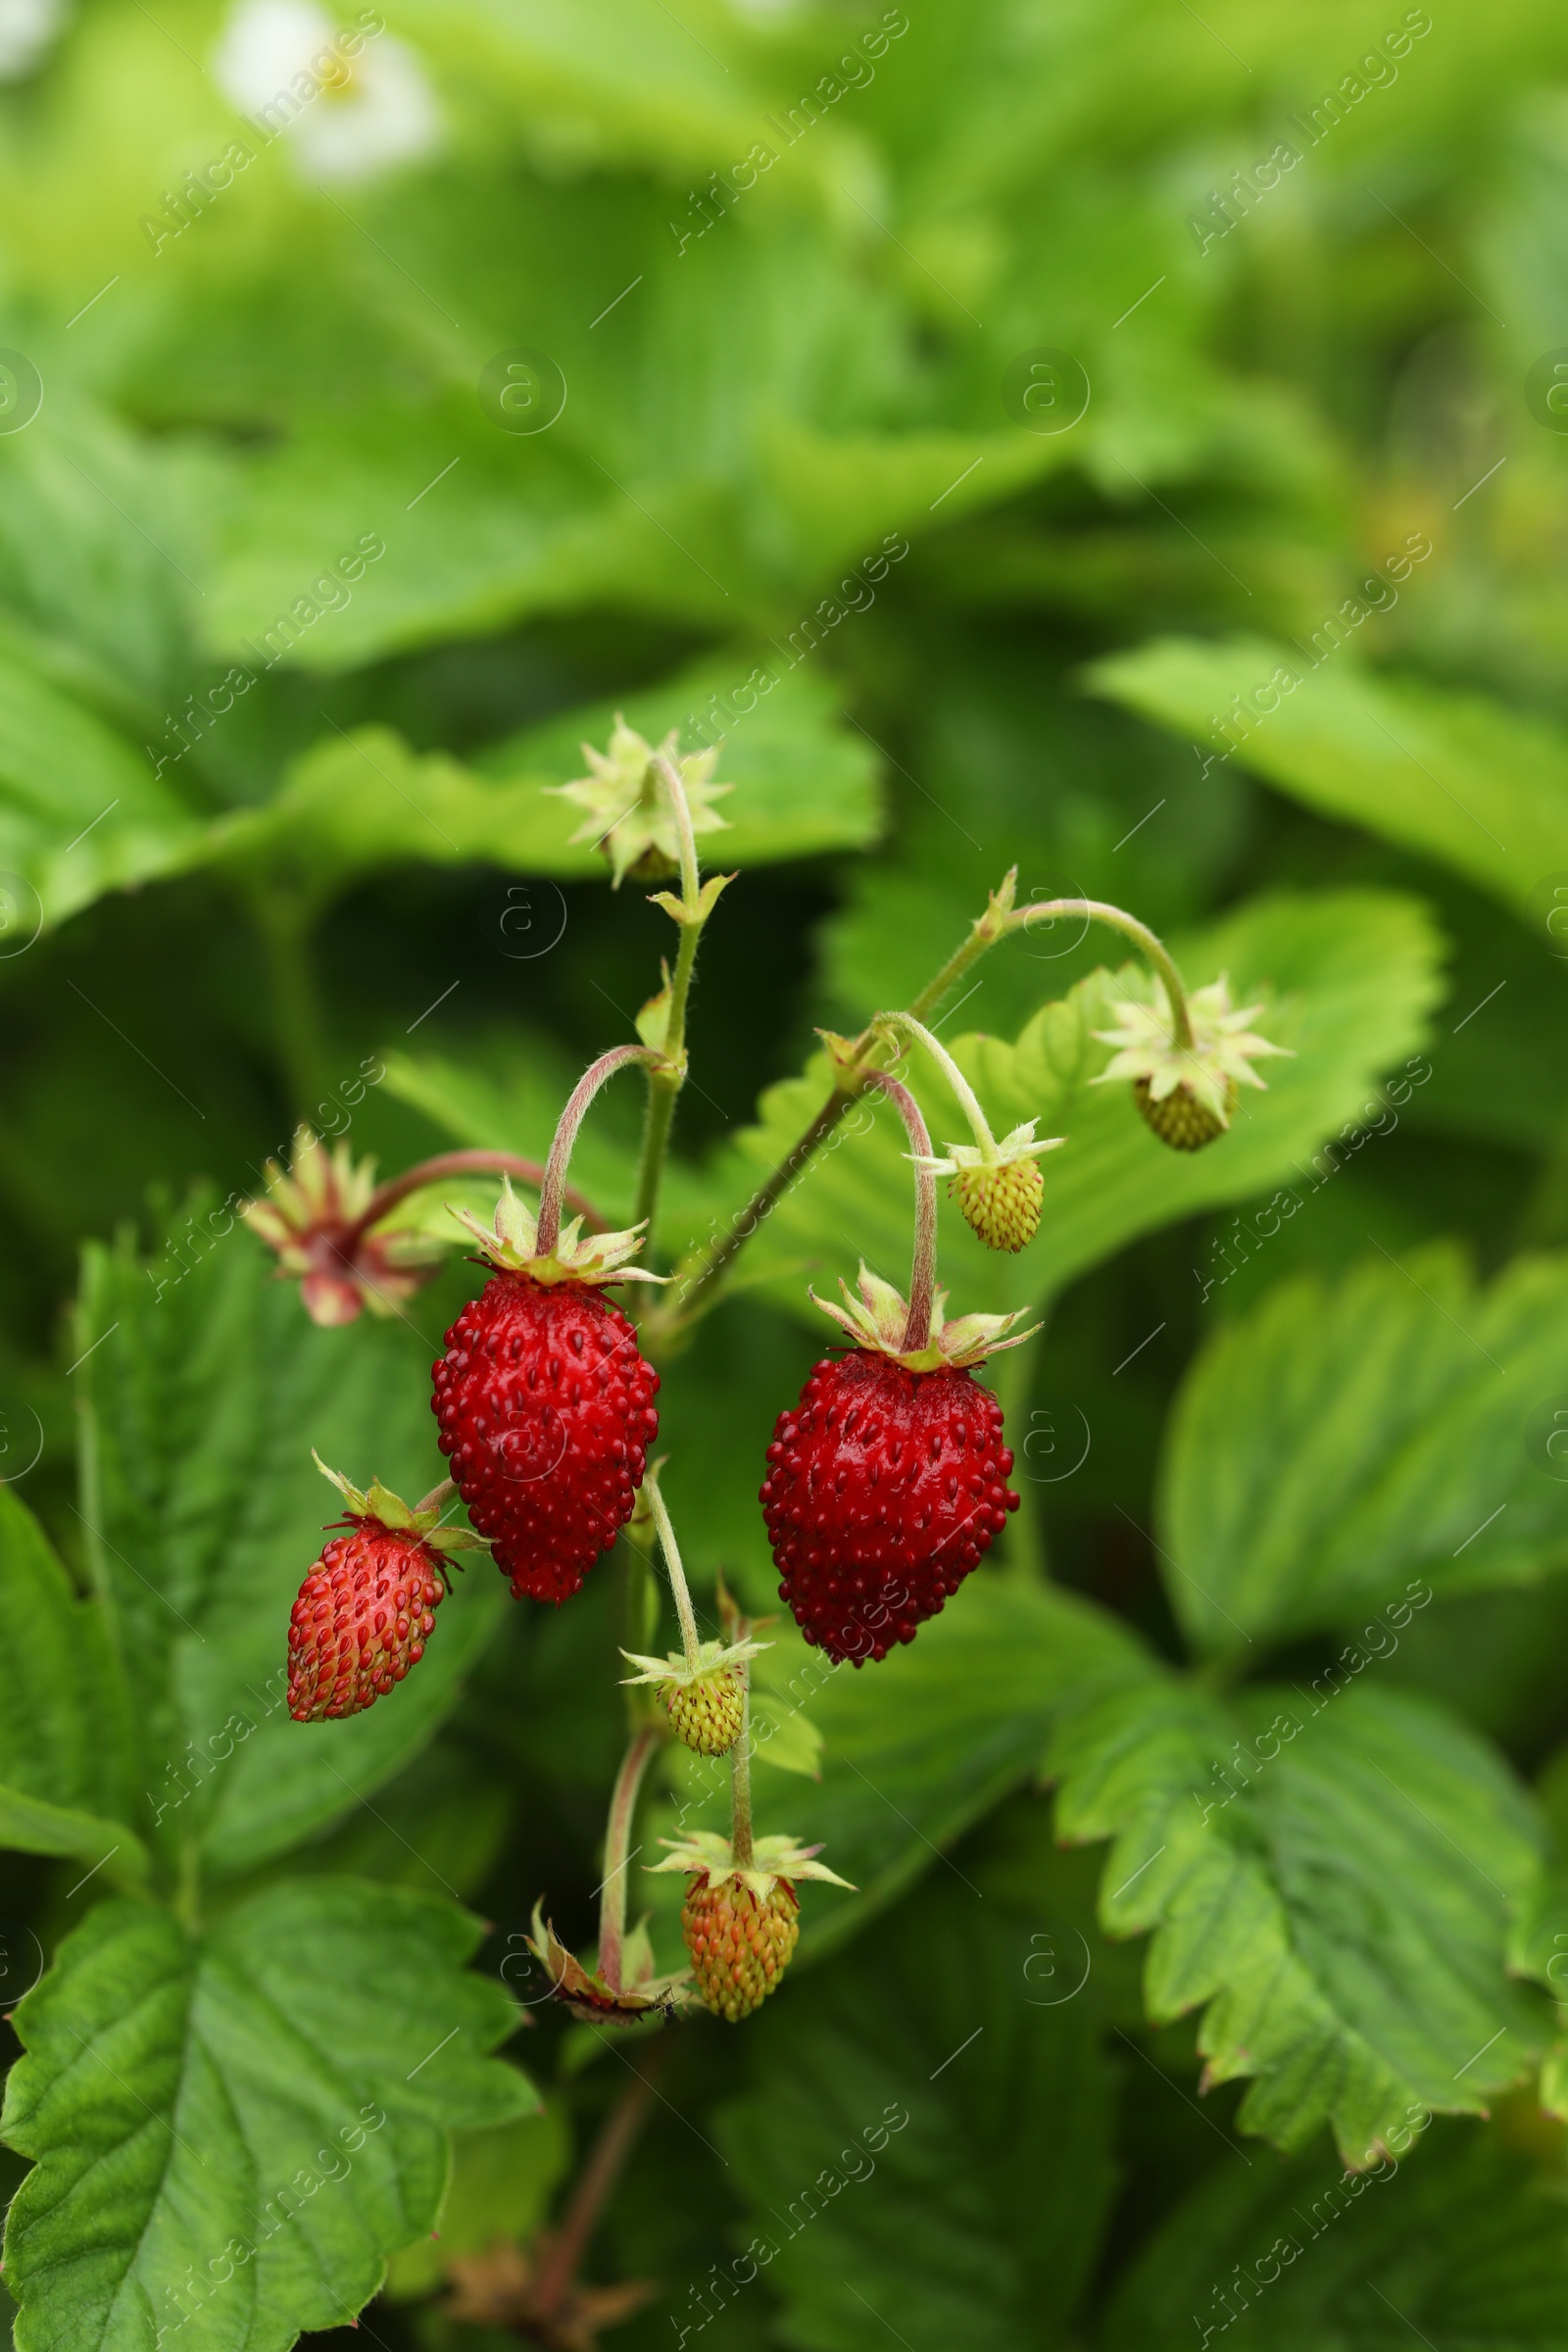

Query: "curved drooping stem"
<box><xmin>597</xmin><ymin>1724</ymin><xmax>660</xmax><ymax>1992</ymax></box>
<box><xmin>642</xmin><ymin>1469</ymin><xmax>701</xmax><ymax>1672</ymax></box>
<box><xmin>878</xmin><ymin>1011</ymin><xmax>997</xmax><ymax>1155</ymax></box>
<box><xmin>655</xmin><ymin>877</ymin><xmax>1186</xmax><ymax>1342</ymax></box>
<box><xmin>1010</xmin><ymin>899</ymin><xmax>1195</xmax><ymax>1048</ymax></box>
<box><xmin>340</xmin><ymin>1151</ymin><xmax>608</xmax><ymax>1258</ymax></box>
<box><xmin>863</xmin><ymin>1071</ymin><xmax>938</xmax><ymax>1354</ymax></box>
<box><xmin>537</xmin><ymin>1044</ymin><xmax>663</xmax><ymax>1256</ymax></box>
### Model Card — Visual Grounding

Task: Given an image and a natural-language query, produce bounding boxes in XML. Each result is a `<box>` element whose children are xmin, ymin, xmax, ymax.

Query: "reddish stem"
<box><xmin>529</xmin><ymin>2050</ymin><xmax>664</xmax><ymax>2319</ymax></box>
<box><xmin>537</xmin><ymin>1045</ymin><xmax>662</xmax><ymax>1256</ymax></box>
<box><xmin>864</xmin><ymin>1071</ymin><xmax>938</xmax><ymax>1352</ymax></box>
<box><xmin>341</xmin><ymin>1151</ymin><xmax>607</xmax><ymax>1254</ymax></box>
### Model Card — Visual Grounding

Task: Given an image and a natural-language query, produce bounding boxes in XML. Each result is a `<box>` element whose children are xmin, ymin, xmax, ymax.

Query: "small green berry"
<box><xmin>662</xmin><ymin>1666</ymin><xmax>745</xmax><ymax>1756</ymax></box>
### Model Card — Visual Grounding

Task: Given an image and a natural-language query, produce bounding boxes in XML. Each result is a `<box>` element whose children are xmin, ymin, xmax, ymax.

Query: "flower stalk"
<box><xmin>863</xmin><ymin>1071</ymin><xmax>938</xmax><ymax>1353</ymax></box>
<box><xmin>629</xmin><ymin>754</ymin><xmax>732</xmax><ymax>1254</ymax></box>
<box><xmin>536</xmin><ymin>1043</ymin><xmax>664</xmax><ymax>1256</ymax></box>
<box><xmin>1010</xmin><ymin>896</ymin><xmax>1196</xmax><ymax>1048</ymax></box>
<box><xmin>653</xmin><ymin>873</ymin><xmax>1203</xmax><ymax>1340</ymax></box>
<box><xmin>642</xmin><ymin>1467</ymin><xmax>702</xmax><ymax>1673</ymax></box>
<box><xmin>729</xmin><ymin>1658</ymin><xmax>755</xmax><ymax>1872</ymax></box>
<box><xmin>877</xmin><ymin>1011</ymin><xmax>997</xmax><ymax>1153</ymax></box>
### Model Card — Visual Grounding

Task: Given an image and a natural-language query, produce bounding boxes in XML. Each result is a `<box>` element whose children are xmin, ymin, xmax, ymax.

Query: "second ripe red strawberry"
<box><xmin>760</xmin><ymin>1265</ymin><xmax>1027</xmax><ymax>1663</ymax></box>
<box><xmin>432</xmin><ymin>1181</ymin><xmax>661</xmax><ymax>1603</ymax></box>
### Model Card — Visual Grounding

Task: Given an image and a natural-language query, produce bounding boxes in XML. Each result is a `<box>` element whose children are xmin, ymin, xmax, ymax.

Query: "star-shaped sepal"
<box><xmin>1092</xmin><ymin>973</ymin><xmax>1292</xmax><ymax>1151</ymax></box>
<box><xmin>547</xmin><ymin>717</ymin><xmax>733</xmax><ymax>889</ymax></box>
<box><xmin>811</xmin><ymin>1262</ymin><xmax>1040</xmax><ymax>1373</ymax></box>
<box><xmin>910</xmin><ymin>1118</ymin><xmax>1063</xmax><ymax>1253</ymax></box>
<box><xmin>448</xmin><ymin>1175</ymin><xmax>669</xmax><ymax>1289</ymax></box>
<box><xmin>619</xmin><ymin>1634</ymin><xmax>771</xmax><ymax>1756</ymax></box>
<box><xmin>311</xmin><ymin>1452</ymin><xmax>488</xmax><ymax>1559</ymax></box>
<box><xmin>524</xmin><ymin>1902</ymin><xmax>689</xmax><ymax>2026</ymax></box>
<box><xmin>648</xmin><ymin>1829</ymin><xmax>855</xmax><ymax>1900</ymax></box>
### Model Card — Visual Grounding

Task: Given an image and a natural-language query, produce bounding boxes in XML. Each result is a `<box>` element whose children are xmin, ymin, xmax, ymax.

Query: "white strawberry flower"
<box><xmin>213</xmin><ymin>0</ymin><xmax>441</xmax><ymax>183</ymax></box>
<box><xmin>0</xmin><ymin>0</ymin><xmax>66</xmax><ymax>81</ymax></box>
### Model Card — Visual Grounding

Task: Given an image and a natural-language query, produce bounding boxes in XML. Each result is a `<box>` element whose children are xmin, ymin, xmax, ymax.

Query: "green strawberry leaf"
<box><xmin>1052</xmin><ymin>1678</ymin><xmax>1550</xmax><ymax>2165</ymax></box>
<box><xmin>0</xmin><ymin>1879</ymin><xmax>535</xmax><ymax>2352</ymax></box>
<box><xmin>0</xmin><ymin>643</ymin><xmax>204</xmax><ymax>939</ymax></box>
<box><xmin>75</xmin><ymin>1218</ymin><xmax>506</xmax><ymax>1878</ymax></box>
<box><xmin>718</xmin><ymin>1878</ymin><xmax>1115</xmax><ymax>2352</ymax></box>
<box><xmin>1101</xmin><ymin>2119</ymin><xmax>1568</xmax><ymax>2351</ymax></box>
<box><xmin>1087</xmin><ymin>634</ymin><xmax>1568</xmax><ymax>920</ymax></box>
<box><xmin>1159</xmin><ymin>1249</ymin><xmax>1568</xmax><ymax>1656</ymax></box>
<box><xmin>0</xmin><ymin>1487</ymin><xmax>143</xmax><ymax>1881</ymax></box>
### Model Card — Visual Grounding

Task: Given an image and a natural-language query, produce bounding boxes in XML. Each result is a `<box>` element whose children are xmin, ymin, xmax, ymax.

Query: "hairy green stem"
<box><xmin>657</xmin><ymin>877</ymin><xmax>1182</xmax><ymax>1338</ymax></box>
<box><xmin>537</xmin><ymin>1044</ymin><xmax>662</xmax><ymax>1256</ymax></box>
<box><xmin>597</xmin><ymin>1725</ymin><xmax>659</xmax><ymax>1992</ymax></box>
<box><xmin>643</xmin><ymin>1469</ymin><xmax>702</xmax><ymax>1671</ymax></box>
<box><xmin>879</xmin><ymin>1010</ymin><xmax>997</xmax><ymax>1153</ymax></box>
<box><xmin>659</xmin><ymin>1088</ymin><xmax>849</xmax><ymax>1331</ymax></box>
<box><xmin>629</xmin><ymin>756</ymin><xmax>717</xmax><ymax>1254</ymax></box>
<box><xmin>864</xmin><ymin>1071</ymin><xmax>938</xmax><ymax>1352</ymax></box>
<box><xmin>656</xmin><ymin>749</ymin><xmax>703</xmax><ymax>911</ymax></box>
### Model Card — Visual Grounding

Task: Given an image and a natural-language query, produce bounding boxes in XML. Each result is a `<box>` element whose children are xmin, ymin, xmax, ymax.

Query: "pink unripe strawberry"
<box><xmin>285</xmin><ymin>1457</ymin><xmax>482</xmax><ymax>1721</ymax></box>
<box><xmin>288</xmin><ymin>1520</ymin><xmax>445</xmax><ymax>1721</ymax></box>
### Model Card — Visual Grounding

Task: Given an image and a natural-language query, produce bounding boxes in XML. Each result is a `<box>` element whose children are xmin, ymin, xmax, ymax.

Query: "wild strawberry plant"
<box><xmin>3</xmin><ymin>713</ymin><xmax>1568</xmax><ymax>2352</ymax></box>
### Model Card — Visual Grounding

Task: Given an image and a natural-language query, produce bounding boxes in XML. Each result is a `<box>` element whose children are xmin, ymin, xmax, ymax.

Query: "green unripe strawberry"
<box><xmin>950</xmin><ymin>1156</ymin><xmax>1045</xmax><ymax>1251</ymax></box>
<box><xmin>662</xmin><ymin>1666</ymin><xmax>745</xmax><ymax>1757</ymax></box>
<box><xmin>1133</xmin><ymin>1073</ymin><xmax>1237</xmax><ymax>1152</ymax></box>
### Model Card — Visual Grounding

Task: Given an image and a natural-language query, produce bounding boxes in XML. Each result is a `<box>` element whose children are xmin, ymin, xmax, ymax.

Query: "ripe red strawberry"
<box><xmin>760</xmin><ymin>1265</ymin><xmax>1029</xmax><ymax>1664</ymax></box>
<box><xmin>434</xmin><ymin>1274</ymin><xmax>659</xmax><ymax>1601</ymax></box>
<box><xmin>429</xmin><ymin>1181</ymin><xmax>666</xmax><ymax>1604</ymax></box>
<box><xmin>285</xmin><ymin>1459</ymin><xmax>482</xmax><ymax>1722</ymax></box>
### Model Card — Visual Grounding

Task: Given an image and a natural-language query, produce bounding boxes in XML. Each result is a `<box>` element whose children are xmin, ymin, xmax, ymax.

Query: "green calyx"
<box><xmin>311</xmin><ymin>1453</ymin><xmax>485</xmax><ymax>1556</ymax></box>
<box><xmin>648</xmin><ymin>1829</ymin><xmax>855</xmax><ymax>1903</ymax></box>
<box><xmin>448</xmin><ymin>1175</ymin><xmax>669</xmax><ymax>1289</ymax></box>
<box><xmin>811</xmin><ymin>1261</ymin><xmax>1039</xmax><ymax>1373</ymax></box>
<box><xmin>548</xmin><ymin>717</ymin><xmax>734</xmax><ymax>889</ymax></box>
